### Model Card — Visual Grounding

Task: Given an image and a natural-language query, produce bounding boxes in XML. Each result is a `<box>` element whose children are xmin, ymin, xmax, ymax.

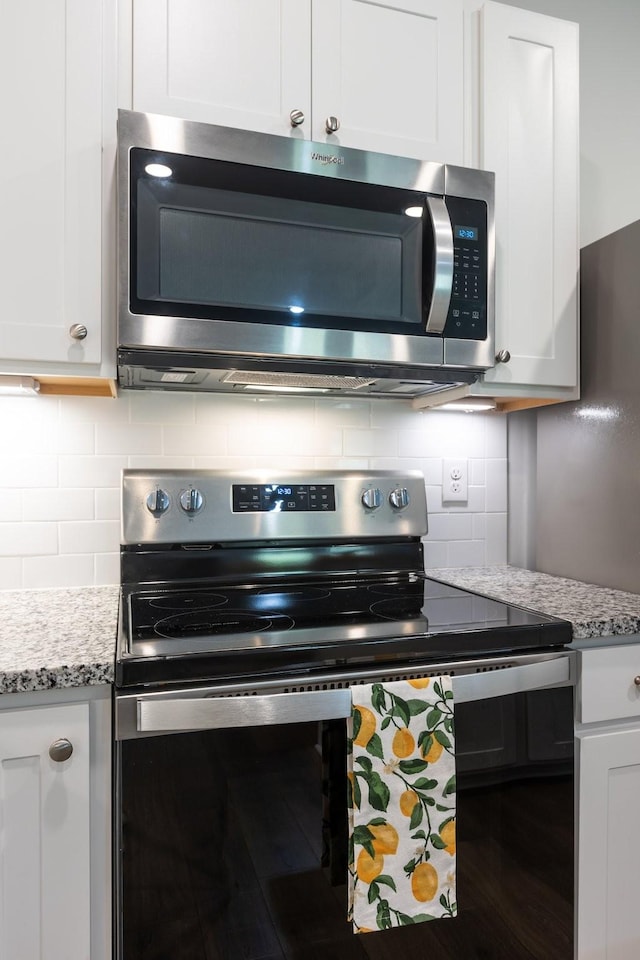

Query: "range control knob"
<box><xmin>179</xmin><ymin>487</ymin><xmax>204</xmax><ymax>515</ymax></box>
<box><xmin>146</xmin><ymin>488</ymin><xmax>170</xmax><ymax>515</ymax></box>
<box><xmin>389</xmin><ymin>487</ymin><xmax>410</xmax><ymax>510</ymax></box>
<box><xmin>361</xmin><ymin>487</ymin><xmax>382</xmax><ymax>510</ymax></box>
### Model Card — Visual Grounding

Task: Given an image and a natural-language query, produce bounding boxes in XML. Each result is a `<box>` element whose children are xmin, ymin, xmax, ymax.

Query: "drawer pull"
<box><xmin>634</xmin><ymin>676</ymin><xmax>640</xmax><ymax>687</ymax></box>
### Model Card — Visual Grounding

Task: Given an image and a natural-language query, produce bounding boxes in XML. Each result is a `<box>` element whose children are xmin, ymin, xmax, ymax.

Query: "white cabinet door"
<box><xmin>0</xmin><ymin>702</ymin><xmax>91</xmax><ymax>960</ymax></box>
<box><xmin>131</xmin><ymin>0</ymin><xmax>463</xmax><ymax>163</ymax></box>
<box><xmin>0</xmin><ymin>0</ymin><xmax>103</xmax><ymax>367</ymax></box>
<box><xmin>479</xmin><ymin>1</ymin><xmax>578</xmax><ymax>391</ymax></box>
<box><xmin>577</xmin><ymin>723</ymin><xmax>640</xmax><ymax>960</ymax></box>
<box><xmin>312</xmin><ymin>0</ymin><xmax>463</xmax><ymax>162</ymax></box>
<box><xmin>132</xmin><ymin>0</ymin><xmax>312</xmax><ymax>138</ymax></box>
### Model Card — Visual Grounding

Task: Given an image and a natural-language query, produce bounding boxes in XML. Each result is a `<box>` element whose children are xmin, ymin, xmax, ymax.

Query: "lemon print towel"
<box><xmin>347</xmin><ymin>677</ymin><xmax>456</xmax><ymax>933</ymax></box>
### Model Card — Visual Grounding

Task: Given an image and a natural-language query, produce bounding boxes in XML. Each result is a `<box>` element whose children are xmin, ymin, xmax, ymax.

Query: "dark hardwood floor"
<box><xmin>119</xmin><ymin>723</ymin><xmax>573</xmax><ymax>960</ymax></box>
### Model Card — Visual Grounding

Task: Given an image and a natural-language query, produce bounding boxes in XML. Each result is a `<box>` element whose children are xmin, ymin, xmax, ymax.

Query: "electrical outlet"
<box><xmin>442</xmin><ymin>458</ymin><xmax>468</xmax><ymax>502</ymax></box>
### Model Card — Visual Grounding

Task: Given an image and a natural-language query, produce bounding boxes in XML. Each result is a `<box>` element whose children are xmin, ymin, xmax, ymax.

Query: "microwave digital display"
<box><xmin>454</xmin><ymin>225</ymin><xmax>478</xmax><ymax>241</ymax></box>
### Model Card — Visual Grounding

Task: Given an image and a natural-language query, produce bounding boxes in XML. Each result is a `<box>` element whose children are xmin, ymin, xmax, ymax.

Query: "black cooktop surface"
<box><xmin>117</xmin><ymin>575</ymin><xmax>572</xmax><ymax>688</ymax></box>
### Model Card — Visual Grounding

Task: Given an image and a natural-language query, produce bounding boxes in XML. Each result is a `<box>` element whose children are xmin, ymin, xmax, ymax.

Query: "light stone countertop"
<box><xmin>2</xmin><ymin>566</ymin><xmax>640</xmax><ymax>695</ymax></box>
<box><xmin>0</xmin><ymin>585</ymin><xmax>119</xmax><ymax>694</ymax></box>
<box><xmin>427</xmin><ymin>565</ymin><xmax>640</xmax><ymax>641</ymax></box>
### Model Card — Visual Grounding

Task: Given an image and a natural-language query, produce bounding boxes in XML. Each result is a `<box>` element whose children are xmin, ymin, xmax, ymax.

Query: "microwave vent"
<box><xmin>221</xmin><ymin>370</ymin><xmax>376</xmax><ymax>390</ymax></box>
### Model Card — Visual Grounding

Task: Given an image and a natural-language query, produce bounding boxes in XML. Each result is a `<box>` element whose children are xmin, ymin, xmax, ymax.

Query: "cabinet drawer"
<box><xmin>579</xmin><ymin>644</ymin><xmax>640</xmax><ymax>724</ymax></box>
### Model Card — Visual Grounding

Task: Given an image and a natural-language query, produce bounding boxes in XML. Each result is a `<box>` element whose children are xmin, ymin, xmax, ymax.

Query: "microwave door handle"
<box><xmin>424</xmin><ymin>196</ymin><xmax>454</xmax><ymax>335</ymax></box>
<box><xmin>133</xmin><ymin>654</ymin><xmax>574</xmax><ymax>734</ymax></box>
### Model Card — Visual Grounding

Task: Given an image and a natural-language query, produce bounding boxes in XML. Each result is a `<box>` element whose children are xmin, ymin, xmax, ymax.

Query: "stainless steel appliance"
<box><xmin>114</xmin><ymin>469</ymin><xmax>574</xmax><ymax>959</ymax></box>
<box><xmin>117</xmin><ymin>111</ymin><xmax>495</xmax><ymax>400</ymax></box>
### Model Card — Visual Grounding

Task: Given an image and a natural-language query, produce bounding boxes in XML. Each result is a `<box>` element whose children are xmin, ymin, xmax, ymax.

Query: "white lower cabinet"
<box><xmin>576</xmin><ymin>644</ymin><xmax>640</xmax><ymax>960</ymax></box>
<box><xmin>0</xmin><ymin>688</ymin><xmax>111</xmax><ymax>960</ymax></box>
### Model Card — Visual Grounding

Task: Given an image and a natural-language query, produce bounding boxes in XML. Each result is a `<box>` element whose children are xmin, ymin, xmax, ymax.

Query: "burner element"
<box><xmin>148</xmin><ymin>593</ymin><xmax>229</xmax><ymax>611</ymax></box>
<box><xmin>154</xmin><ymin>610</ymin><xmax>295</xmax><ymax>639</ymax></box>
<box><xmin>370</xmin><ymin>597</ymin><xmax>426</xmax><ymax>621</ymax></box>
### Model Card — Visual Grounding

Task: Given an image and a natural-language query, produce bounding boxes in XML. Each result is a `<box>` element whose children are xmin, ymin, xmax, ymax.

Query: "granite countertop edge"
<box><xmin>2</xmin><ymin>568</ymin><xmax>640</xmax><ymax>695</ymax></box>
<box><xmin>0</xmin><ymin>584</ymin><xmax>118</xmax><ymax>696</ymax></box>
<box><xmin>427</xmin><ymin>565</ymin><xmax>640</xmax><ymax>641</ymax></box>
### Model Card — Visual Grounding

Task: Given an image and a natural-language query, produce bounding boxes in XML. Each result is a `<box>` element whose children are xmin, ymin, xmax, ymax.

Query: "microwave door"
<box><xmin>424</xmin><ymin>196</ymin><xmax>454</xmax><ymax>335</ymax></box>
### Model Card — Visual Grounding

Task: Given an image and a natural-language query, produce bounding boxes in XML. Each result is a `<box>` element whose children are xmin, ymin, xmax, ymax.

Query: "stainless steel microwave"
<box><xmin>117</xmin><ymin>110</ymin><xmax>495</xmax><ymax>400</ymax></box>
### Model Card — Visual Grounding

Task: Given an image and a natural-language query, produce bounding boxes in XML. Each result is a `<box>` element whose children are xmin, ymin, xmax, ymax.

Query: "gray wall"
<box><xmin>500</xmin><ymin>0</ymin><xmax>640</xmax><ymax>583</ymax></box>
<box><xmin>495</xmin><ymin>0</ymin><xmax>640</xmax><ymax>247</ymax></box>
<box><xmin>536</xmin><ymin>219</ymin><xmax>640</xmax><ymax>591</ymax></box>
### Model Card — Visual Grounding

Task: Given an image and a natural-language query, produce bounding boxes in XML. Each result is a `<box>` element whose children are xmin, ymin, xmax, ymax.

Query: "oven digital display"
<box><xmin>232</xmin><ymin>483</ymin><xmax>336</xmax><ymax>512</ymax></box>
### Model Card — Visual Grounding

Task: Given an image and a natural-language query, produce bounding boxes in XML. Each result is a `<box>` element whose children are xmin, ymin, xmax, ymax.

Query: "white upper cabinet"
<box><xmin>476</xmin><ymin>1</ymin><xmax>579</xmax><ymax>395</ymax></box>
<box><xmin>132</xmin><ymin>0</ymin><xmax>312</xmax><ymax>140</ymax></box>
<box><xmin>310</xmin><ymin>0</ymin><xmax>463</xmax><ymax>161</ymax></box>
<box><xmin>0</xmin><ymin>0</ymin><xmax>106</xmax><ymax>370</ymax></box>
<box><xmin>131</xmin><ymin>0</ymin><xmax>464</xmax><ymax>163</ymax></box>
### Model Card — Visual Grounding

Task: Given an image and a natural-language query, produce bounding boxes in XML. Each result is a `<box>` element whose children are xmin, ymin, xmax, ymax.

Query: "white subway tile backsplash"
<box><xmin>486</xmin><ymin>513</ymin><xmax>508</xmax><ymax>564</ymax></box>
<box><xmin>22</xmin><ymin>554</ymin><xmax>95</xmax><ymax>589</ymax></box>
<box><xmin>313</xmin><ymin>457</ymin><xmax>369</xmax><ymax>471</ymax></box>
<box><xmin>0</xmin><ymin>558</ymin><xmax>22</xmax><ymax>589</ymax></box>
<box><xmin>485</xmin><ymin>459</ymin><xmax>508</xmax><ymax>512</ymax></box>
<box><xmin>485</xmin><ymin>416</ymin><xmax>508</xmax><ymax>458</ymax></box>
<box><xmin>163</xmin><ymin>424</ymin><xmax>227</xmax><ymax>457</ymax></box>
<box><xmin>95</xmin><ymin>489</ymin><xmax>121</xmax><ymax>522</ymax></box>
<box><xmin>423</xmin><ymin>540</ymin><xmax>449</xmax><ymax>568</ymax></box>
<box><xmin>472</xmin><ymin>514</ymin><xmax>487</xmax><ymax>540</ymax></box>
<box><xmin>1</xmin><ymin>455</ymin><xmax>58</xmax><ymax>488</ymax></box>
<box><xmin>54</xmin><ymin>422</ymin><xmax>95</xmax><ymax>455</ymax></box>
<box><xmin>128</xmin><ymin>455</ymin><xmax>194</xmax><ymax>469</ymax></box>
<box><xmin>0</xmin><ymin>393</ymin><xmax>508</xmax><ymax>589</ymax></box>
<box><xmin>59</xmin><ymin>395</ymin><xmax>129</xmax><ymax>423</ymax></box>
<box><xmin>314</xmin><ymin>399</ymin><xmax>370</xmax><ymax>428</ymax></box>
<box><xmin>59</xmin><ymin>520</ymin><xmax>119</xmax><ymax>555</ymax></box>
<box><xmin>95</xmin><ymin>552</ymin><xmax>120</xmax><ymax>586</ymax></box>
<box><xmin>426</xmin><ymin>513</ymin><xmax>474</xmax><ymax>541</ymax></box>
<box><xmin>22</xmin><ymin>489</ymin><xmax>94</xmax><ymax>522</ymax></box>
<box><xmin>130</xmin><ymin>391</ymin><xmax>195</xmax><ymax>424</ymax></box>
<box><xmin>343</xmin><ymin>429</ymin><xmax>399</xmax><ymax>458</ymax></box>
<box><xmin>1</xmin><ymin>522</ymin><xmax>58</xmax><ymax>556</ymax></box>
<box><xmin>447</xmin><ymin>539</ymin><xmax>486</xmax><ymax>567</ymax></box>
<box><xmin>0</xmin><ymin>491</ymin><xmax>22</xmax><ymax>522</ymax></box>
<box><xmin>96</xmin><ymin>423</ymin><xmax>163</xmax><ymax>456</ymax></box>
<box><xmin>59</xmin><ymin>455</ymin><xmax>127</xmax><ymax>488</ymax></box>
<box><xmin>470</xmin><ymin>459</ymin><xmax>486</xmax><ymax>485</ymax></box>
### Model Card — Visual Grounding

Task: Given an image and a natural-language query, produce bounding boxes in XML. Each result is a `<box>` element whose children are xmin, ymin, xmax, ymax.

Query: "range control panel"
<box><xmin>121</xmin><ymin>469</ymin><xmax>428</xmax><ymax>544</ymax></box>
<box><xmin>444</xmin><ymin>195</ymin><xmax>488</xmax><ymax>342</ymax></box>
<box><xmin>232</xmin><ymin>483</ymin><xmax>336</xmax><ymax>513</ymax></box>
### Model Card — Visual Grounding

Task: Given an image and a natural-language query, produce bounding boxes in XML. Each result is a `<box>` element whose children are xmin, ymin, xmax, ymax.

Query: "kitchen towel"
<box><xmin>347</xmin><ymin>677</ymin><xmax>456</xmax><ymax>934</ymax></box>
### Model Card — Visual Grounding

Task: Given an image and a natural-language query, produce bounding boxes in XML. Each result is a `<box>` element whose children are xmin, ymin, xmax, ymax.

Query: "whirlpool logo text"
<box><xmin>310</xmin><ymin>151</ymin><xmax>345</xmax><ymax>165</ymax></box>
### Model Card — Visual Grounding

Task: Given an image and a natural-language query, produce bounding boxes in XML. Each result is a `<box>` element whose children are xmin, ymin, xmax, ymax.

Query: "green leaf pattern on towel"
<box><xmin>348</xmin><ymin>677</ymin><xmax>457</xmax><ymax>933</ymax></box>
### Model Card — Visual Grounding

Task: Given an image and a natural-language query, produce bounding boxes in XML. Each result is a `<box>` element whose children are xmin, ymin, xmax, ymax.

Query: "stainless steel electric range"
<box><xmin>114</xmin><ymin>469</ymin><xmax>575</xmax><ymax>960</ymax></box>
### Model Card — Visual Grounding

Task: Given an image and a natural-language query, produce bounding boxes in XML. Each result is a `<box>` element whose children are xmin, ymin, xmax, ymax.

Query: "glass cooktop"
<box><xmin>117</xmin><ymin>576</ymin><xmax>572</xmax><ymax>688</ymax></box>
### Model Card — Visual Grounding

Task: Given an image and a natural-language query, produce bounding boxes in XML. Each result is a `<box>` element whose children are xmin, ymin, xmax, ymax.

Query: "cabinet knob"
<box><xmin>69</xmin><ymin>323</ymin><xmax>88</xmax><ymax>341</ymax></box>
<box><xmin>325</xmin><ymin>116</ymin><xmax>340</xmax><ymax>134</ymax></box>
<box><xmin>49</xmin><ymin>738</ymin><xmax>73</xmax><ymax>763</ymax></box>
<box><xmin>289</xmin><ymin>109</ymin><xmax>305</xmax><ymax>127</ymax></box>
<box><xmin>495</xmin><ymin>349</ymin><xmax>511</xmax><ymax>364</ymax></box>
<box><xmin>634</xmin><ymin>676</ymin><xmax>640</xmax><ymax>687</ymax></box>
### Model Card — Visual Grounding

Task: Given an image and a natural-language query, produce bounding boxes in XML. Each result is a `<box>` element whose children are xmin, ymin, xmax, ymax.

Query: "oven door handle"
<box><xmin>133</xmin><ymin>654</ymin><xmax>573</xmax><ymax>735</ymax></box>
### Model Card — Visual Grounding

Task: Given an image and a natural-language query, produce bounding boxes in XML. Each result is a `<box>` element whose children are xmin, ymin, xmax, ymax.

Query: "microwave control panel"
<box><xmin>443</xmin><ymin>196</ymin><xmax>488</xmax><ymax>341</ymax></box>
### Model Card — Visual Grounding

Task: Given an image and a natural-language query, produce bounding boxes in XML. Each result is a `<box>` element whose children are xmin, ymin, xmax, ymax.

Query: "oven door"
<box><xmin>114</xmin><ymin>651</ymin><xmax>575</xmax><ymax>959</ymax></box>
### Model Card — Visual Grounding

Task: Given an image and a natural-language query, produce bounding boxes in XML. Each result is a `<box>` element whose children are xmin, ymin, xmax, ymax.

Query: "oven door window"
<box><xmin>117</xmin><ymin>687</ymin><xmax>573</xmax><ymax>959</ymax></box>
<box><xmin>130</xmin><ymin>148</ymin><xmax>430</xmax><ymax>336</ymax></box>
